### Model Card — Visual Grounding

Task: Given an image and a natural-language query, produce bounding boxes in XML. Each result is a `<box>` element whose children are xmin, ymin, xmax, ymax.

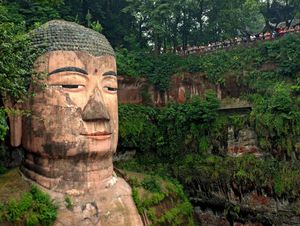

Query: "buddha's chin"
<box><xmin>23</xmin><ymin>134</ymin><xmax>116</xmax><ymax>158</ymax></box>
<box><xmin>87</xmin><ymin>138</ymin><xmax>112</xmax><ymax>155</ymax></box>
<box><xmin>69</xmin><ymin>136</ymin><xmax>114</xmax><ymax>157</ymax></box>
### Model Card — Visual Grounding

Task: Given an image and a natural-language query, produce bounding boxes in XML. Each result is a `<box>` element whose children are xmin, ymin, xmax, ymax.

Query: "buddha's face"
<box><xmin>22</xmin><ymin>51</ymin><xmax>118</xmax><ymax>158</ymax></box>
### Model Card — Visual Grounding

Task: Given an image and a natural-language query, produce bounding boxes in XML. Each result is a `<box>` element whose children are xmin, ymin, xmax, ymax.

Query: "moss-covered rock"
<box><xmin>115</xmin><ymin>169</ymin><xmax>195</xmax><ymax>226</ymax></box>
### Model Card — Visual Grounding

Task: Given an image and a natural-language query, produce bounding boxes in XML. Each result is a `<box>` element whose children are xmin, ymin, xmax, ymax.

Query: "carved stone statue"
<box><xmin>5</xmin><ymin>20</ymin><xmax>143</xmax><ymax>226</ymax></box>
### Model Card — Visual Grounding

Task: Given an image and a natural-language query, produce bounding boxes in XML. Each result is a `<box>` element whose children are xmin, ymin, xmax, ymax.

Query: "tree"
<box><xmin>259</xmin><ymin>0</ymin><xmax>300</xmax><ymax>29</ymax></box>
<box><xmin>0</xmin><ymin>3</ymin><xmax>37</xmax><ymax>99</ymax></box>
<box><xmin>239</xmin><ymin>0</ymin><xmax>265</xmax><ymax>35</ymax></box>
<box><xmin>3</xmin><ymin>0</ymin><xmax>61</xmax><ymax>28</ymax></box>
<box><xmin>0</xmin><ymin>3</ymin><xmax>38</xmax><ymax>140</ymax></box>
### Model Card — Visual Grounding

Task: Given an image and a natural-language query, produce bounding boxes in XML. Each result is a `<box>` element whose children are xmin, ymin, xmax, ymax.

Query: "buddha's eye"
<box><xmin>104</xmin><ymin>86</ymin><xmax>118</xmax><ymax>93</ymax></box>
<box><xmin>49</xmin><ymin>84</ymin><xmax>85</xmax><ymax>91</ymax></box>
<box><xmin>62</xmin><ymin>85</ymin><xmax>82</xmax><ymax>89</ymax></box>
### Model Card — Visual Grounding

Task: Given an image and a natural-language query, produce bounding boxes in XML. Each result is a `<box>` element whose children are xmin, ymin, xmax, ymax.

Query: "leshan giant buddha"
<box><xmin>5</xmin><ymin>20</ymin><xmax>143</xmax><ymax>226</ymax></box>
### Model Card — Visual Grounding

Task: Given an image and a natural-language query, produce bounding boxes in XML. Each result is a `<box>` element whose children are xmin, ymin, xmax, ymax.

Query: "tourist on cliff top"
<box><xmin>199</xmin><ymin>46</ymin><xmax>206</xmax><ymax>53</ymax></box>
<box><xmin>288</xmin><ymin>26</ymin><xmax>295</xmax><ymax>33</ymax></box>
<box><xmin>250</xmin><ymin>35</ymin><xmax>256</xmax><ymax>42</ymax></box>
<box><xmin>210</xmin><ymin>42</ymin><xmax>216</xmax><ymax>50</ymax></box>
<box><xmin>236</xmin><ymin>37</ymin><xmax>242</xmax><ymax>45</ymax></box>
<box><xmin>278</xmin><ymin>27</ymin><xmax>285</xmax><ymax>37</ymax></box>
<box><xmin>272</xmin><ymin>30</ymin><xmax>278</xmax><ymax>39</ymax></box>
<box><xmin>224</xmin><ymin>40</ymin><xmax>230</xmax><ymax>47</ymax></box>
<box><xmin>207</xmin><ymin>43</ymin><xmax>212</xmax><ymax>51</ymax></box>
<box><xmin>264</xmin><ymin>31</ymin><xmax>272</xmax><ymax>40</ymax></box>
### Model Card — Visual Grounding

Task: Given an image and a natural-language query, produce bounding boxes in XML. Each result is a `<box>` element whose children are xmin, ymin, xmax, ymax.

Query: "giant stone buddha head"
<box><xmin>4</xmin><ymin>20</ymin><xmax>144</xmax><ymax>226</ymax></box>
<box><xmin>8</xmin><ymin>20</ymin><xmax>119</xmax><ymax>191</ymax></box>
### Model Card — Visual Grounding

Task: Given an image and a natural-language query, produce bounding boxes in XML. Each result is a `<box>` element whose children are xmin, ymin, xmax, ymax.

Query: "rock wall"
<box><xmin>118</xmin><ymin>73</ymin><xmax>217</xmax><ymax>106</ymax></box>
<box><xmin>191</xmin><ymin>184</ymin><xmax>300</xmax><ymax>226</ymax></box>
<box><xmin>0</xmin><ymin>142</ymin><xmax>23</xmax><ymax>168</ymax></box>
<box><xmin>227</xmin><ymin>127</ymin><xmax>262</xmax><ymax>157</ymax></box>
<box><xmin>117</xmin><ymin>72</ymin><xmax>249</xmax><ymax>106</ymax></box>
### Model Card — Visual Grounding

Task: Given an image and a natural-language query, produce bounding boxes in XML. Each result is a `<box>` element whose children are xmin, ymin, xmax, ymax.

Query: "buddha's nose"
<box><xmin>82</xmin><ymin>90</ymin><xmax>110</xmax><ymax>121</ymax></box>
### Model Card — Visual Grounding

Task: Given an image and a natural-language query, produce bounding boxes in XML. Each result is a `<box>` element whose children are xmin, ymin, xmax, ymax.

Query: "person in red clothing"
<box><xmin>264</xmin><ymin>31</ymin><xmax>272</xmax><ymax>40</ymax></box>
<box><xmin>278</xmin><ymin>27</ymin><xmax>285</xmax><ymax>37</ymax></box>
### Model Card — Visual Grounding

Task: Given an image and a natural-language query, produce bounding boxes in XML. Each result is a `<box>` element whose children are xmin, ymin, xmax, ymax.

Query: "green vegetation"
<box><xmin>118</xmin><ymin>33</ymin><xmax>300</xmax><ymax>159</ymax></box>
<box><xmin>0</xmin><ymin>166</ymin><xmax>7</xmax><ymax>175</ymax></box>
<box><xmin>64</xmin><ymin>196</ymin><xmax>73</xmax><ymax>210</ymax></box>
<box><xmin>0</xmin><ymin>3</ymin><xmax>39</xmax><ymax>142</ymax></box>
<box><xmin>117</xmin><ymin>170</ymin><xmax>194</xmax><ymax>226</ymax></box>
<box><xmin>250</xmin><ymin>84</ymin><xmax>300</xmax><ymax>157</ymax></box>
<box><xmin>177</xmin><ymin>154</ymin><xmax>300</xmax><ymax>199</ymax></box>
<box><xmin>117</xmin><ymin>33</ymin><xmax>300</xmax><ymax>88</ymax></box>
<box><xmin>2</xmin><ymin>0</ymin><xmax>299</xmax><ymax>52</ymax></box>
<box><xmin>0</xmin><ymin>4</ymin><xmax>38</xmax><ymax>99</ymax></box>
<box><xmin>117</xmin><ymin>33</ymin><xmax>300</xmax><ymax>211</ymax></box>
<box><xmin>0</xmin><ymin>185</ymin><xmax>57</xmax><ymax>226</ymax></box>
<box><xmin>1</xmin><ymin>0</ymin><xmax>300</xmax><ymax>224</ymax></box>
<box><xmin>119</xmin><ymin>91</ymin><xmax>222</xmax><ymax>159</ymax></box>
<box><xmin>118</xmin><ymin>153</ymin><xmax>300</xmax><ymax>201</ymax></box>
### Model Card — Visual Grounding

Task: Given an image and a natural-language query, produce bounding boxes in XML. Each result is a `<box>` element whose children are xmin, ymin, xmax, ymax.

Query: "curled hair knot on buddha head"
<box><xmin>30</xmin><ymin>20</ymin><xmax>115</xmax><ymax>57</ymax></box>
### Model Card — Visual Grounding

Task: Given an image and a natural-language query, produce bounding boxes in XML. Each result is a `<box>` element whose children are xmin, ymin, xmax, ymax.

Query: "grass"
<box><xmin>0</xmin><ymin>168</ymin><xmax>31</xmax><ymax>203</ymax></box>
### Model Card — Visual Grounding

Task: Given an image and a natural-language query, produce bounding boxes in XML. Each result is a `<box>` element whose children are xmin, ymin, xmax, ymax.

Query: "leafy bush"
<box><xmin>142</xmin><ymin>176</ymin><xmax>161</xmax><ymax>193</ymax></box>
<box><xmin>64</xmin><ymin>196</ymin><xmax>73</xmax><ymax>210</ymax></box>
<box><xmin>118</xmin><ymin>91</ymin><xmax>220</xmax><ymax>160</ymax></box>
<box><xmin>175</xmin><ymin>153</ymin><xmax>300</xmax><ymax>199</ymax></box>
<box><xmin>117</xmin><ymin>33</ymin><xmax>300</xmax><ymax>97</ymax></box>
<box><xmin>118</xmin><ymin>104</ymin><xmax>158</xmax><ymax>153</ymax></box>
<box><xmin>0</xmin><ymin>3</ymin><xmax>40</xmax><ymax>140</ymax></box>
<box><xmin>0</xmin><ymin>185</ymin><xmax>57</xmax><ymax>225</ymax></box>
<box><xmin>250</xmin><ymin>84</ymin><xmax>300</xmax><ymax>157</ymax></box>
<box><xmin>0</xmin><ymin>165</ymin><xmax>7</xmax><ymax>175</ymax></box>
<box><xmin>0</xmin><ymin>12</ymin><xmax>38</xmax><ymax>99</ymax></box>
<box><xmin>123</xmin><ymin>171</ymin><xmax>194</xmax><ymax>226</ymax></box>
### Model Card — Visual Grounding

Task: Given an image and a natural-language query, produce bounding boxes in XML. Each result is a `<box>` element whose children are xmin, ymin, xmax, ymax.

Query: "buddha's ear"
<box><xmin>3</xmin><ymin>96</ymin><xmax>22</xmax><ymax>147</ymax></box>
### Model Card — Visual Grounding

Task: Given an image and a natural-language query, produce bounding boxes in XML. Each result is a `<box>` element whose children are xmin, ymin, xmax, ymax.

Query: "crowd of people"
<box><xmin>177</xmin><ymin>24</ymin><xmax>300</xmax><ymax>55</ymax></box>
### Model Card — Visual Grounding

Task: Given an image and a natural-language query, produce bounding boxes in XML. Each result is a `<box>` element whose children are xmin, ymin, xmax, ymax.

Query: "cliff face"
<box><xmin>116</xmin><ymin>67</ymin><xmax>300</xmax><ymax>226</ymax></box>
<box><xmin>117</xmin><ymin>71</ymin><xmax>250</xmax><ymax>106</ymax></box>
<box><xmin>191</xmin><ymin>180</ymin><xmax>300</xmax><ymax>226</ymax></box>
<box><xmin>118</xmin><ymin>73</ymin><xmax>217</xmax><ymax>106</ymax></box>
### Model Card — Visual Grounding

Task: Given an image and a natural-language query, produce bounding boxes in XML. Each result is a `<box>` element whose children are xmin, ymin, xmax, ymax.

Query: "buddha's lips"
<box><xmin>81</xmin><ymin>132</ymin><xmax>112</xmax><ymax>136</ymax></box>
<box><xmin>80</xmin><ymin>132</ymin><xmax>112</xmax><ymax>140</ymax></box>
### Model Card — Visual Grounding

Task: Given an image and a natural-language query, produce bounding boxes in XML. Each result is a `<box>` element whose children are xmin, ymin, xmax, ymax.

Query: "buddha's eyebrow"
<box><xmin>48</xmin><ymin>67</ymin><xmax>88</xmax><ymax>76</ymax></box>
<box><xmin>103</xmin><ymin>71</ymin><xmax>117</xmax><ymax>77</ymax></box>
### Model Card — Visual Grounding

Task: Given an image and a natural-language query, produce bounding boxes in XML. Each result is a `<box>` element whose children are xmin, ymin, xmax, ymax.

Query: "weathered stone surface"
<box><xmin>190</xmin><ymin>186</ymin><xmax>300</xmax><ymax>226</ymax></box>
<box><xmin>38</xmin><ymin>176</ymin><xmax>142</xmax><ymax>226</ymax></box>
<box><xmin>4</xmin><ymin>20</ymin><xmax>142</xmax><ymax>225</ymax></box>
<box><xmin>0</xmin><ymin>143</ymin><xmax>23</xmax><ymax>168</ymax></box>
<box><xmin>117</xmin><ymin>73</ymin><xmax>217</xmax><ymax>106</ymax></box>
<box><xmin>116</xmin><ymin>70</ymin><xmax>255</xmax><ymax>106</ymax></box>
<box><xmin>241</xmin><ymin>192</ymin><xmax>277</xmax><ymax>213</ymax></box>
<box><xmin>194</xmin><ymin>207</ymin><xmax>230</xmax><ymax>226</ymax></box>
<box><xmin>30</xmin><ymin>20</ymin><xmax>115</xmax><ymax>57</ymax></box>
<box><xmin>227</xmin><ymin>127</ymin><xmax>262</xmax><ymax>157</ymax></box>
<box><xmin>117</xmin><ymin>76</ymin><xmax>146</xmax><ymax>104</ymax></box>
